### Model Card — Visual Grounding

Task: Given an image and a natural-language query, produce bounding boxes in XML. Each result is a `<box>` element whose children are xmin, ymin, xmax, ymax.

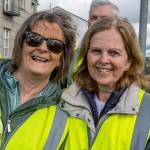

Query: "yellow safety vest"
<box><xmin>0</xmin><ymin>54</ymin><xmax>2</xmax><ymax>60</ymax></box>
<box><xmin>91</xmin><ymin>90</ymin><xmax>150</xmax><ymax>150</ymax></box>
<box><xmin>3</xmin><ymin>90</ymin><xmax>150</xmax><ymax>150</ymax></box>
<box><xmin>64</xmin><ymin>89</ymin><xmax>150</xmax><ymax>150</ymax></box>
<box><xmin>4</xmin><ymin>106</ymin><xmax>69</xmax><ymax>150</ymax></box>
<box><xmin>65</xmin><ymin>116</ymin><xmax>89</xmax><ymax>150</ymax></box>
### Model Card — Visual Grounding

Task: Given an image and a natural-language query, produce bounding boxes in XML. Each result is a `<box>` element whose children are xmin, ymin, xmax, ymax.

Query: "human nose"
<box><xmin>99</xmin><ymin>53</ymin><xmax>109</xmax><ymax>64</ymax></box>
<box><xmin>38</xmin><ymin>40</ymin><xmax>49</xmax><ymax>52</ymax></box>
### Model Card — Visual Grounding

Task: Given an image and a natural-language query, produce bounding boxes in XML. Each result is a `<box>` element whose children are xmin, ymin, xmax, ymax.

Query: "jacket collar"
<box><xmin>108</xmin><ymin>82</ymin><xmax>140</xmax><ymax>114</ymax></box>
<box><xmin>0</xmin><ymin>60</ymin><xmax>61</xmax><ymax>115</ymax></box>
<box><xmin>61</xmin><ymin>82</ymin><xmax>140</xmax><ymax>132</ymax></box>
<box><xmin>61</xmin><ymin>82</ymin><xmax>140</xmax><ymax>114</ymax></box>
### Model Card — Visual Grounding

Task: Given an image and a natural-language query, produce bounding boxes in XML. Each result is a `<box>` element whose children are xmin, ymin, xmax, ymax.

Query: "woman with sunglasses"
<box><xmin>0</xmin><ymin>9</ymin><xmax>77</xmax><ymax>149</ymax></box>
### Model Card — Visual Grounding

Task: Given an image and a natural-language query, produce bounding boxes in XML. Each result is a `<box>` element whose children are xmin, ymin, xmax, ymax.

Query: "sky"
<box><xmin>37</xmin><ymin>0</ymin><xmax>150</xmax><ymax>53</ymax></box>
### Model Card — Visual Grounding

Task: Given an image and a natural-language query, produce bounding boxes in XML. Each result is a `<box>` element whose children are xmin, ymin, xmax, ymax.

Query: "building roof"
<box><xmin>50</xmin><ymin>6</ymin><xmax>87</xmax><ymax>22</ymax></box>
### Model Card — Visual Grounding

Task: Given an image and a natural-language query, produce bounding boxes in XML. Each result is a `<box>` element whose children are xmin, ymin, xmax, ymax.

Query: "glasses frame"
<box><xmin>24</xmin><ymin>31</ymin><xmax>65</xmax><ymax>54</ymax></box>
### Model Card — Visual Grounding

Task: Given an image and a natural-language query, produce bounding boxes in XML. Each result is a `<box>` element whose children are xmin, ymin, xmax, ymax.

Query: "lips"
<box><xmin>96</xmin><ymin>67</ymin><xmax>113</xmax><ymax>73</ymax></box>
<box><xmin>32</xmin><ymin>56</ymin><xmax>48</xmax><ymax>62</ymax></box>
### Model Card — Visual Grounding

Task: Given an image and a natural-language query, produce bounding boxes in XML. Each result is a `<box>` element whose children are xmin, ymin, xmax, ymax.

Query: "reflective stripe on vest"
<box><xmin>64</xmin><ymin>116</ymin><xmax>89</xmax><ymax>150</ymax></box>
<box><xmin>130</xmin><ymin>92</ymin><xmax>150</xmax><ymax>150</ymax></box>
<box><xmin>4</xmin><ymin>105</ymin><xmax>69</xmax><ymax>150</ymax></box>
<box><xmin>44</xmin><ymin>107</ymin><xmax>68</xmax><ymax>150</ymax></box>
<box><xmin>91</xmin><ymin>89</ymin><xmax>150</xmax><ymax>150</ymax></box>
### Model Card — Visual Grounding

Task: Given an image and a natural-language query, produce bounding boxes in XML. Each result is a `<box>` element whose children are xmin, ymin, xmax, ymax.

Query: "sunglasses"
<box><xmin>24</xmin><ymin>31</ymin><xmax>65</xmax><ymax>54</ymax></box>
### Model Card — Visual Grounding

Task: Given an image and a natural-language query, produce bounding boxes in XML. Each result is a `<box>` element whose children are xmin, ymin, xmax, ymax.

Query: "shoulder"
<box><xmin>63</xmin><ymin>82</ymin><xmax>81</xmax><ymax>96</ymax></box>
<box><xmin>0</xmin><ymin>59</ymin><xmax>12</xmax><ymax>67</ymax></box>
<box><xmin>56</xmin><ymin>106</ymin><xmax>69</xmax><ymax>117</ymax></box>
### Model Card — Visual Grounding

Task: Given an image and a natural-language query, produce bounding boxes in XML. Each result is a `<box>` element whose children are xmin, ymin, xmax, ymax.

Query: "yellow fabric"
<box><xmin>91</xmin><ymin>90</ymin><xmax>145</xmax><ymax>150</ymax></box>
<box><xmin>65</xmin><ymin>116</ymin><xmax>88</xmax><ymax>150</ymax></box>
<box><xmin>138</xmin><ymin>89</ymin><xmax>145</xmax><ymax>106</ymax></box>
<box><xmin>61</xmin><ymin>88</ymin><xmax>67</xmax><ymax>93</ymax></box>
<box><xmin>91</xmin><ymin>114</ymin><xmax>137</xmax><ymax>150</ymax></box>
<box><xmin>0</xmin><ymin>54</ymin><xmax>2</xmax><ymax>60</ymax></box>
<box><xmin>5</xmin><ymin>106</ymin><xmax>66</xmax><ymax>150</ymax></box>
<box><xmin>74</xmin><ymin>58</ymin><xmax>83</xmax><ymax>71</ymax></box>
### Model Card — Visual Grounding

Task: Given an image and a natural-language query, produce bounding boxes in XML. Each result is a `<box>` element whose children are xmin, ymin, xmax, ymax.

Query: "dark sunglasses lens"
<box><xmin>47</xmin><ymin>39</ymin><xmax>63</xmax><ymax>54</ymax></box>
<box><xmin>26</xmin><ymin>33</ymin><xmax>43</xmax><ymax>47</ymax></box>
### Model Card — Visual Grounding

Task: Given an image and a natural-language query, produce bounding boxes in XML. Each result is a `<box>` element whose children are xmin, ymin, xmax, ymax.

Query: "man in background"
<box><xmin>88</xmin><ymin>0</ymin><xmax>119</xmax><ymax>27</ymax></box>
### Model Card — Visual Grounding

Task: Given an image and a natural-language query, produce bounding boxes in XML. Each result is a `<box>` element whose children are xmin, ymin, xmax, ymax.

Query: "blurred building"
<box><xmin>50</xmin><ymin>6</ymin><xmax>88</xmax><ymax>48</ymax></box>
<box><xmin>0</xmin><ymin>0</ymin><xmax>39</xmax><ymax>59</ymax></box>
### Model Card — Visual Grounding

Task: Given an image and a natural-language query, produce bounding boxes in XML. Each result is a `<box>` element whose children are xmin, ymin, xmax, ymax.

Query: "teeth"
<box><xmin>98</xmin><ymin>68</ymin><xmax>111</xmax><ymax>73</ymax></box>
<box><xmin>32</xmin><ymin>56</ymin><xmax>47</xmax><ymax>62</ymax></box>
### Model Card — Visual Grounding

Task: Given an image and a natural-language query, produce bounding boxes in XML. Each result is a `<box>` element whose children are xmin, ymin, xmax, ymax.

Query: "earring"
<box><xmin>56</xmin><ymin>66</ymin><xmax>60</xmax><ymax>71</ymax></box>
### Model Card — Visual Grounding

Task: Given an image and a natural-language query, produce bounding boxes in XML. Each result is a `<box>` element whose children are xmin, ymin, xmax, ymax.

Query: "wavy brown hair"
<box><xmin>73</xmin><ymin>16</ymin><xmax>150</xmax><ymax>92</ymax></box>
<box><xmin>12</xmin><ymin>9</ymin><xmax>77</xmax><ymax>81</ymax></box>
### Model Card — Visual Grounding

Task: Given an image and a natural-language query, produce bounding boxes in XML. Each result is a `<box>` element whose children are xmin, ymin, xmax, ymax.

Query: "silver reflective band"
<box><xmin>130</xmin><ymin>92</ymin><xmax>150</xmax><ymax>150</ymax></box>
<box><xmin>44</xmin><ymin>107</ymin><xmax>68</xmax><ymax>150</ymax></box>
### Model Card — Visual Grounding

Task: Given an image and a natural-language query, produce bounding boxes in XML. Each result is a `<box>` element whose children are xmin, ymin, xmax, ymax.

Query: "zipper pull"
<box><xmin>7</xmin><ymin>120</ymin><xmax>11</xmax><ymax>132</ymax></box>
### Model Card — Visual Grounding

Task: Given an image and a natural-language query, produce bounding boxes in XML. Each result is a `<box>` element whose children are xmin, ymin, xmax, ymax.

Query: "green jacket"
<box><xmin>0</xmin><ymin>60</ymin><xmax>68</xmax><ymax>149</ymax></box>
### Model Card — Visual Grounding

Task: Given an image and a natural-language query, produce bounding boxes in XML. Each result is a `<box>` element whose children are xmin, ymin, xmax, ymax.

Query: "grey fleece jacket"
<box><xmin>60</xmin><ymin>82</ymin><xmax>140</xmax><ymax>141</ymax></box>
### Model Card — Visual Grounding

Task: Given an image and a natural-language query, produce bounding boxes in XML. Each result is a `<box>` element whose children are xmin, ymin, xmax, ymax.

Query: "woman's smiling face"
<box><xmin>20</xmin><ymin>21</ymin><xmax>64</xmax><ymax>78</ymax></box>
<box><xmin>87</xmin><ymin>27</ymin><xmax>131</xmax><ymax>91</ymax></box>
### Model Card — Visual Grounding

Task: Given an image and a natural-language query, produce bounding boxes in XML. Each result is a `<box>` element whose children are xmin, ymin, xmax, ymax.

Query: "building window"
<box><xmin>31</xmin><ymin>2</ymin><xmax>36</xmax><ymax>14</ymax></box>
<box><xmin>20</xmin><ymin>0</ymin><xmax>25</xmax><ymax>9</ymax></box>
<box><xmin>4</xmin><ymin>0</ymin><xmax>10</xmax><ymax>11</ymax></box>
<box><xmin>3</xmin><ymin>28</ymin><xmax>10</xmax><ymax>58</ymax></box>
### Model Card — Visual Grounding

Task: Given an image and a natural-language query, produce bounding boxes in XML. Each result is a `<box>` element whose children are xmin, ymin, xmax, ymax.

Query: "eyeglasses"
<box><xmin>24</xmin><ymin>31</ymin><xmax>65</xmax><ymax>54</ymax></box>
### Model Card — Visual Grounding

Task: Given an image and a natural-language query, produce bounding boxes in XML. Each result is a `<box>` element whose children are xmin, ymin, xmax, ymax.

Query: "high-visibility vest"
<box><xmin>3</xmin><ymin>106</ymin><xmax>69</xmax><ymax>150</ymax></box>
<box><xmin>63</xmin><ymin>90</ymin><xmax>150</xmax><ymax>150</ymax></box>
<box><xmin>5</xmin><ymin>90</ymin><xmax>149</xmax><ymax>150</ymax></box>
<box><xmin>90</xmin><ymin>90</ymin><xmax>150</xmax><ymax>150</ymax></box>
<box><xmin>73</xmin><ymin>48</ymin><xmax>82</xmax><ymax>71</ymax></box>
<box><xmin>65</xmin><ymin>117</ymin><xmax>89</xmax><ymax>150</ymax></box>
<box><xmin>60</xmin><ymin>48</ymin><xmax>82</xmax><ymax>92</ymax></box>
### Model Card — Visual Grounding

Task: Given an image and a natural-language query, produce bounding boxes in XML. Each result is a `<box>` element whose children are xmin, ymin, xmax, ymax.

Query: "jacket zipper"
<box><xmin>1</xmin><ymin>91</ymin><xmax>12</xmax><ymax>149</ymax></box>
<box><xmin>7</xmin><ymin>120</ymin><xmax>11</xmax><ymax>133</ymax></box>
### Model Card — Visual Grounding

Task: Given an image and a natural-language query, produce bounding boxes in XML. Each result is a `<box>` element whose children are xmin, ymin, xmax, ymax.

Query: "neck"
<box><xmin>97</xmin><ymin>85</ymin><xmax>115</xmax><ymax>103</ymax></box>
<box><xmin>13</xmin><ymin>70</ymin><xmax>49</xmax><ymax>105</ymax></box>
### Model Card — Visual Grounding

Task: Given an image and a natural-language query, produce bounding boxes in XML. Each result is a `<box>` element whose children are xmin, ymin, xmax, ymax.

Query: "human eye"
<box><xmin>91</xmin><ymin>49</ymin><xmax>101</xmax><ymax>55</ymax></box>
<box><xmin>109</xmin><ymin>50</ymin><xmax>120</xmax><ymax>57</ymax></box>
<box><xmin>90</xmin><ymin>16</ymin><xmax>97</xmax><ymax>20</ymax></box>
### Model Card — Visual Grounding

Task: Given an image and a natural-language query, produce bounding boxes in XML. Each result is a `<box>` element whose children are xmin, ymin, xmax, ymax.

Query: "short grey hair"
<box><xmin>89</xmin><ymin>0</ymin><xmax>120</xmax><ymax>17</ymax></box>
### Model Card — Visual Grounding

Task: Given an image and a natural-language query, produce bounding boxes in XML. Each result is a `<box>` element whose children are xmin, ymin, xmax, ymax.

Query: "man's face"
<box><xmin>88</xmin><ymin>5</ymin><xmax>114</xmax><ymax>28</ymax></box>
